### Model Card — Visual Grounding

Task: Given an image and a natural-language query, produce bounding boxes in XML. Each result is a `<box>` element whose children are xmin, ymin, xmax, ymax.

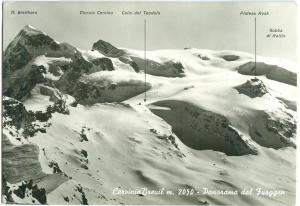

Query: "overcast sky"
<box><xmin>3</xmin><ymin>1</ymin><xmax>297</xmax><ymax>62</ymax></box>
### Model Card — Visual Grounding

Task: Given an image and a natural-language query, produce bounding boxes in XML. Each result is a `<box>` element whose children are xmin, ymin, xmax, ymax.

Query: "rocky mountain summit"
<box><xmin>2</xmin><ymin>25</ymin><xmax>297</xmax><ymax>205</ymax></box>
<box><xmin>3</xmin><ymin>25</ymin><xmax>75</xmax><ymax>77</ymax></box>
<box><xmin>92</xmin><ymin>39</ymin><xmax>125</xmax><ymax>57</ymax></box>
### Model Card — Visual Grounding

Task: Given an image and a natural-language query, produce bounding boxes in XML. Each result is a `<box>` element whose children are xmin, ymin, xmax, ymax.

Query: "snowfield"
<box><xmin>2</xmin><ymin>25</ymin><xmax>297</xmax><ymax>205</ymax></box>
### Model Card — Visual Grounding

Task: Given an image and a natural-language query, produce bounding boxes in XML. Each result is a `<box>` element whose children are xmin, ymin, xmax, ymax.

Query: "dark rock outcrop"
<box><xmin>39</xmin><ymin>85</ymin><xmax>64</xmax><ymax>103</ymax></box>
<box><xmin>4</xmin><ymin>64</ymin><xmax>46</xmax><ymax>100</ymax></box>
<box><xmin>48</xmin><ymin>64</ymin><xmax>63</xmax><ymax>77</ymax></box>
<box><xmin>79</xmin><ymin>128</ymin><xmax>88</xmax><ymax>142</ymax></box>
<box><xmin>92</xmin><ymin>39</ymin><xmax>125</xmax><ymax>57</ymax></box>
<box><xmin>119</xmin><ymin>56</ymin><xmax>140</xmax><ymax>72</ymax></box>
<box><xmin>12</xmin><ymin>180</ymin><xmax>47</xmax><ymax>204</ymax></box>
<box><xmin>277</xmin><ymin>97</ymin><xmax>297</xmax><ymax>111</ymax></box>
<box><xmin>249</xmin><ymin>110</ymin><xmax>296</xmax><ymax>149</ymax></box>
<box><xmin>3</xmin><ymin>97</ymin><xmax>28</xmax><ymax>130</ymax></box>
<box><xmin>77</xmin><ymin>185</ymin><xmax>88</xmax><ymax>205</ymax></box>
<box><xmin>3</xmin><ymin>96</ymin><xmax>69</xmax><ymax>138</ymax></box>
<box><xmin>69</xmin><ymin>51</ymin><xmax>94</xmax><ymax>73</ymax></box>
<box><xmin>3</xmin><ymin>26</ymin><xmax>74</xmax><ymax>76</ymax></box>
<box><xmin>48</xmin><ymin>161</ymin><xmax>62</xmax><ymax>173</ymax></box>
<box><xmin>2</xmin><ymin>176</ymin><xmax>14</xmax><ymax>203</ymax></box>
<box><xmin>91</xmin><ymin>57</ymin><xmax>114</xmax><ymax>71</ymax></box>
<box><xmin>57</xmin><ymin>52</ymin><xmax>115</xmax><ymax>95</ymax></box>
<box><xmin>56</xmin><ymin>51</ymin><xmax>93</xmax><ymax>93</ymax></box>
<box><xmin>3</xmin><ymin>25</ymin><xmax>76</xmax><ymax>100</ymax></box>
<box><xmin>72</xmin><ymin>79</ymin><xmax>151</xmax><ymax>104</ymax></box>
<box><xmin>237</xmin><ymin>61</ymin><xmax>297</xmax><ymax>86</ymax></box>
<box><xmin>235</xmin><ymin>78</ymin><xmax>268</xmax><ymax>98</ymax></box>
<box><xmin>130</xmin><ymin>56</ymin><xmax>185</xmax><ymax>77</ymax></box>
<box><xmin>150</xmin><ymin>100</ymin><xmax>257</xmax><ymax>156</ymax></box>
<box><xmin>3</xmin><ymin>97</ymin><xmax>47</xmax><ymax>137</ymax></box>
<box><xmin>3</xmin><ymin>41</ymin><xmax>32</xmax><ymax>77</ymax></box>
<box><xmin>221</xmin><ymin>55</ymin><xmax>239</xmax><ymax>61</ymax></box>
<box><xmin>196</xmin><ymin>54</ymin><xmax>210</xmax><ymax>60</ymax></box>
<box><xmin>46</xmin><ymin>99</ymin><xmax>70</xmax><ymax>115</ymax></box>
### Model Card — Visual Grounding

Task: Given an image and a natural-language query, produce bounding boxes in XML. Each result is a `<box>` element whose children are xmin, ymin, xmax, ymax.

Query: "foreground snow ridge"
<box><xmin>2</xmin><ymin>25</ymin><xmax>297</xmax><ymax>205</ymax></box>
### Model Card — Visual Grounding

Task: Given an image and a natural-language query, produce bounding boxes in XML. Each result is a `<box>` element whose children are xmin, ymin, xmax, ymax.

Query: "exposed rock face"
<box><xmin>39</xmin><ymin>85</ymin><xmax>64</xmax><ymax>102</ymax></box>
<box><xmin>46</xmin><ymin>99</ymin><xmax>70</xmax><ymax>115</ymax></box>
<box><xmin>4</xmin><ymin>65</ymin><xmax>46</xmax><ymax>100</ymax></box>
<box><xmin>3</xmin><ymin>96</ymin><xmax>69</xmax><ymax>138</ymax></box>
<box><xmin>235</xmin><ymin>78</ymin><xmax>268</xmax><ymax>98</ymax></box>
<box><xmin>2</xmin><ymin>176</ymin><xmax>14</xmax><ymax>203</ymax></box>
<box><xmin>277</xmin><ymin>97</ymin><xmax>297</xmax><ymax>111</ymax></box>
<box><xmin>69</xmin><ymin>51</ymin><xmax>94</xmax><ymax>73</ymax></box>
<box><xmin>73</xmin><ymin>79</ymin><xmax>151</xmax><ymax>104</ymax></box>
<box><xmin>27</xmin><ymin>181</ymin><xmax>47</xmax><ymax>204</ymax></box>
<box><xmin>76</xmin><ymin>185</ymin><xmax>88</xmax><ymax>205</ymax></box>
<box><xmin>48</xmin><ymin>161</ymin><xmax>62</xmax><ymax>173</ymax></box>
<box><xmin>150</xmin><ymin>100</ymin><xmax>258</xmax><ymax>156</ymax></box>
<box><xmin>5</xmin><ymin>179</ymin><xmax>47</xmax><ymax>204</ymax></box>
<box><xmin>169</xmin><ymin>61</ymin><xmax>185</xmax><ymax>74</ymax></box>
<box><xmin>14</xmin><ymin>180</ymin><xmax>46</xmax><ymax>204</ymax></box>
<box><xmin>92</xmin><ymin>39</ymin><xmax>125</xmax><ymax>57</ymax></box>
<box><xmin>249</xmin><ymin>109</ymin><xmax>296</xmax><ymax>149</ymax></box>
<box><xmin>56</xmin><ymin>51</ymin><xmax>93</xmax><ymax>93</ymax></box>
<box><xmin>56</xmin><ymin>52</ymin><xmax>116</xmax><ymax>99</ymax></box>
<box><xmin>196</xmin><ymin>54</ymin><xmax>210</xmax><ymax>60</ymax></box>
<box><xmin>130</xmin><ymin>56</ymin><xmax>185</xmax><ymax>77</ymax></box>
<box><xmin>3</xmin><ymin>97</ymin><xmax>28</xmax><ymax>130</ymax></box>
<box><xmin>91</xmin><ymin>57</ymin><xmax>114</xmax><ymax>71</ymax></box>
<box><xmin>3</xmin><ymin>41</ymin><xmax>32</xmax><ymax>77</ymax></box>
<box><xmin>4</xmin><ymin>30</ymin><xmax>119</xmax><ymax>102</ymax></box>
<box><xmin>3</xmin><ymin>26</ymin><xmax>74</xmax><ymax>75</ymax></box>
<box><xmin>237</xmin><ymin>61</ymin><xmax>297</xmax><ymax>86</ymax></box>
<box><xmin>3</xmin><ymin>25</ymin><xmax>76</xmax><ymax>100</ymax></box>
<box><xmin>22</xmin><ymin>32</ymin><xmax>59</xmax><ymax>51</ymax></box>
<box><xmin>48</xmin><ymin>64</ymin><xmax>63</xmax><ymax>76</ymax></box>
<box><xmin>119</xmin><ymin>56</ymin><xmax>140</xmax><ymax>72</ymax></box>
<box><xmin>2</xmin><ymin>97</ymin><xmax>56</xmax><ymax>137</ymax></box>
<box><xmin>3</xmin><ymin>25</ymin><xmax>185</xmax><ymax>106</ymax></box>
<box><xmin>221</xmin><ymin>55</ymin><xmax>239</xmax><ymax>61</ymax></box>
<box><xmin>3</xmin><ymin>25</ymin><xmax>54</xmax><ymax>76</ymax></box>
<box><xmin>130</xmin><ymin>56</ymin><xmax>160</xmax><ymax>72</ymax></box>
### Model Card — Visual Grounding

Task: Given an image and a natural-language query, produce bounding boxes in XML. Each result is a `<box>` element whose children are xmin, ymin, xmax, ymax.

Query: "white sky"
<box><xmin>3</xmin><ymin>1</ymin><xmax>297</xmax><ymax>62</ymax></box>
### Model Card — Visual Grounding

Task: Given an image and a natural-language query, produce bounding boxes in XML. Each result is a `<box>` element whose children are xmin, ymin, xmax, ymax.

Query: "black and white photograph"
<box><xmin>1</xmin><ymin>1</ymin><xmax>298</xmax><ymax>205</ymax></box>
